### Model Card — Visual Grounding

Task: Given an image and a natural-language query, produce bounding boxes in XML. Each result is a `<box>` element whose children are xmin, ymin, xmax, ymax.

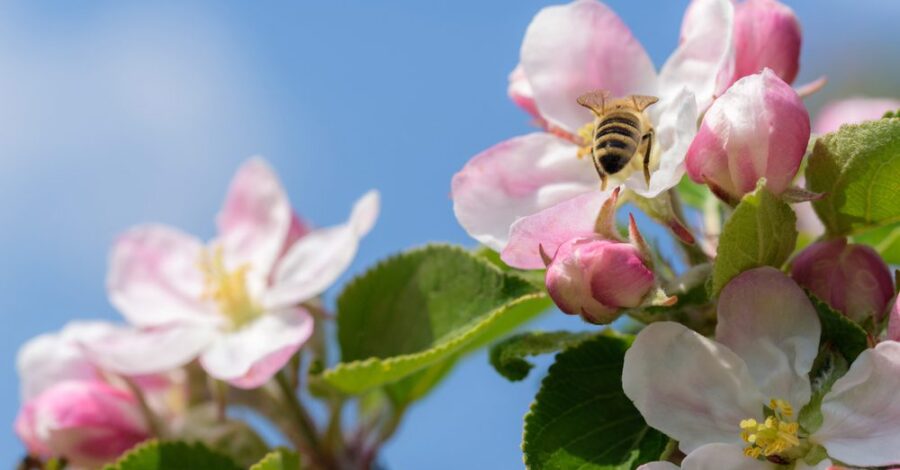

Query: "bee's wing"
<box><xmin>576</xmin><ymin>90</ymin><xmax>611</xmax><ymax>114</ymax></box>
<box><xmin>630</xmin><ymin>95</ymin><xmax>659</xmax><ymax>112</ymax></box>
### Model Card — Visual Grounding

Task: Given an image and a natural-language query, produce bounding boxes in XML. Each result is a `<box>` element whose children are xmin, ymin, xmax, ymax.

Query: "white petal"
<box><xmin>16</xmin><ymin>321</ymin><xmax>115</xmax><ymax>400</ymax></box>
<box><xmin>682</xmin><ymin>443</ymin><xmax>773</xmax><ymax>470</ymax></box>
<box><xmin>199</xmin><ymin>308</ymin><xmax>313</xmax><ymax>387</ymax></box>
<box><xmin>715</xmin><ymin>267</ymin><xmax>819</xmax><ymax>409</ymax></box>
<box><xmin>263</xmin><ymin>191</ymin><xmax>379</xmax><ymax>309</ymax></box>
<box><xmin>520</xmin><ymin>0</ymin><xmax>658</xmax><ymax>132</ymax></box>
<box><xmin>637</xmin><ymin>463</ymin><xmax>679</xmax><ymax>470</ymax></box>
<box><xmin>451</xmin><ymin>133</ymin><xmax>595</xmax><ymax>251</ymax></box>
<box><xmin>659</xmin><ymin>0</ymin><xmax>735</xmax><ymax>111</ymax></box>
<box><xmin>623</xmin><ymin>322</ymin><xmax>765</xmax><ymax>454</ymax></box>
<box><xmin>812</xmin><ymin>341</ymin><xmax>900</xmax><ymax>467</ymax></box>
<box><xmin>625</xmin><ymin>87</ymin><xmax>698</xmax><ymax>198</ymax></box>
<box><xmin>107</xmin><ymin>224</ymin><xmax>216</xmax><ymax>328</ymax></box>
<box><xmin>216</xmin><ymin>157</ymin><xmax>292</xmax><ymax>278</ymax></box>
<box><xmin>81</xmin><ymin>324</ymin><xmax>216</xmax><ymax>376</ymax></box>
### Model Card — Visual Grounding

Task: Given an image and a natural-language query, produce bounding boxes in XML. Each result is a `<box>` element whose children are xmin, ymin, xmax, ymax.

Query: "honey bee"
<box><xmin>576</xmin><ymin>90</ymin><xmax>659</xmax><ymax>190</ymax></box>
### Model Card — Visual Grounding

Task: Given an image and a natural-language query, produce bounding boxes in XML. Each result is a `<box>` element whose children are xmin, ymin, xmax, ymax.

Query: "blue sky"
<box><xmin>1</xmin><ymin>1</ymin><xmax>897</xmax><ymax>467</ymax></box>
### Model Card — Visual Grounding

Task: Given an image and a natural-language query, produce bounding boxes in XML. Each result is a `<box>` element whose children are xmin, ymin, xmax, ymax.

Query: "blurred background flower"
<box><xmin>1</xmin><ymin>1</ymin><xmax>898</xmax><ymax>467</ymax></box>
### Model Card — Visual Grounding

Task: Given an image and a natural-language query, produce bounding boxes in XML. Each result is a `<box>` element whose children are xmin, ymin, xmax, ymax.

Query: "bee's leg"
<box><xmin>591</xmin><ymin>154</ymin><xmax>608</xmax><ymax>190</ymax></box>
<box><xmin>641</xmin><ymin>130</ymin><xmax>654</xmax><ymax>187</ymax></box>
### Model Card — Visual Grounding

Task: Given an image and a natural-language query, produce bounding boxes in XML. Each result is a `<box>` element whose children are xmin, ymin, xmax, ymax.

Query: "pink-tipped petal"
<box><xmin>17</xmin><ymin>321</ymin><xmax>116</xmax><ymax>401</ymax></box>
<box><xmin>659</xmin><ymin>0</ymin><xmax>735</xmax><ymax>111</ymax></box>
<box><xmin>716</xmin><ymin>267</ymin><xmax>819</xmax><ymax>409</ymax></box>
<box><xmin>199</xmin><ymin>308</ymin><xmax>314</xmax><ymax>388</ymax></box>
<box><xmin>520</xmin><ymin>0</ymin><xmax>657</xmax><ymax>133</ymax></box>
<box><xmin>216</xmin><ymin>157</ymin><xmax>293</xmax><ymax>278</ymax></box>
<box><xmin>81</xmin><ymin>324</ymin><xmax>216</xmax><ymax>376</ymax></box>
<box><xmin>452</xmin><ymin>133</ymin><xmax>595</xmax><ymax>251</ymax></box>
<box><xmin>813</xmin><ymin>342</ymin><xmax>900</xmax><ymax>467</ymax></box>
<box><xmin>685</xmin><ymin>69</ymin><xmax>810</xmax><ymax>200</ymax></box>
<box><xmin>623</xmin><ymin>322</ymin><xmax>764</xmax><ymax>454</ymax></box>
<box><xmin>813</xmin><ymin>97</ymin><xmax>900</xmax><ymax>135</ymax></box>
<box><xmin>264</xmin><ymin>191</ymin><xmax>379</xmax><ymax>309</ymax></box>
<box><xmin>502</xmin><ymin>190</ymin><xmax>612</xmax><ymax>270</ymax></box>
<box><xmin>107</xmin><ymin>224</ymin><xmax>215</xmax><ymax>328</ymax></box>
<box><xmin>16</xmin><ymin>381</ymin><xmax>149</xmax><ymax>468</ymax></box>
<box><xmin>508</xmin><ymin>65</ymin><xmax>542</xmax><ymax>121</ymax></box>
<box><xmin>730</xmin><ymin>0</ymin><xmax>802</xmax><ymax>87</ymax></box>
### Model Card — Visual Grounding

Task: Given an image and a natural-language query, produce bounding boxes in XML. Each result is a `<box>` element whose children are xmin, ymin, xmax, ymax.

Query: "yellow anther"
<box><xmin>576</xmin><ymin>122</ymin><xmax>595</xmax><ymax>159</ymax></box>
<box><xmin>739</xmin><ymin>398</ymin><xmax>802</xmax><ymax>462</ymax></box>
<box><xmin>198</xmin><ymin>247</ymin><xmax>261</xmax><ymax>328</ymax></box>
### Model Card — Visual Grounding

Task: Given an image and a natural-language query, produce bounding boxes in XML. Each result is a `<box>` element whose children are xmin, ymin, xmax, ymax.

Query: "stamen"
<box><xmin>198</xmin><ymin>246</ymin><xmax>262</xmax><ymax>328</ymax></box>
<box><xmin>576</xmin><ymin>122</ymin><xmax>594</xmax><ymax>159</ymax></box>
<box><xmin>739</xmin><ymin>398</ymin><xmax>801</xmax><ymax>461</ymax></box>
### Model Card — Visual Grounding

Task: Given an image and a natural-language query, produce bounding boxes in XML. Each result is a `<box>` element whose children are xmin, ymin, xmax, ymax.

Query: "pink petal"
<box><xmin>452</xmin><ymin>133</ymin><xmax>595</xmax><ymax>251</ymax></box>
<box><xmin>813</xmin><ymin>97</ymin><xmax>900</xmax><ymax>135</ymax></box>
<box><xmin>264</xmin><ymin>190</ymin><xmax>379</xmax><ymax>309</ymax></box>
<box><xmin>502</xmin><ymin>190</ymin><xmax>611</xmax><ymax>270</ymax></box>
<box><xmin>216</xmin><ymin>157</ymin><xmax>293</xmax><ymax>278</ymax></box>
<box><xmin>520</xmin><ymin>0</ymin><xmax>657</xmax><ymax>133</ymax></box>
<box><xmin>659</xmin><ymin>0</ymin><xmax>735</xmax><ymax>111</ymax></box>
<box><xmin>199</xmin><ymin>308</ymin><xmax>314</xmax><ymax>388</ymax></box>
<box><xmin>107</xmin><ymin>224</ymin><xmax>215</xmax><ymax>328</ymax></box>
<box><xmin>686</xmin><ymin>69</ymin><xmax>809</xmax><ymax>199</ymax></box>
<box><xmin>730</xmin><ymin>0</ymin><xmax>802</xmax><ymax>87</ymax></box>
<box><xmin>716</xmin><ymin>267</ymin><xmax>819</xmax><ymax>409</ymax></box>
<box><xmin>81</xmin><ymin>323</ymin><xmax>216</xmax><ymax>376</ymax></box>
<box><xmin>17</xmin><ymin>321</ymin><xmax>116</xmax><ymax>401</ymax></box>
<box><xmin>814</xmin><ymin>342</ymin><xmax>900</xmax><ymax>467</ymax></box>
<box><xmin>507</xmin><ymin>65</ymin><xmax>542</xmax><ymax>121</ymax></box>
<box><xmin>17</xmin><ymin>381</ymin><xmax>148</xmax><ymax>468</ymax></box>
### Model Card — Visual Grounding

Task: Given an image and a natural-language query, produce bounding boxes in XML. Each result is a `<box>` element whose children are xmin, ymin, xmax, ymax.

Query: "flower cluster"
<box><xmin>15</xmin><ymin>158</ymin><xmax>379</xmax><ymax>467</ymax></box>
<box><xmin>451</xmin><ymin>0</ymin><xmax>900</xmax><ymax>469</ymax></box>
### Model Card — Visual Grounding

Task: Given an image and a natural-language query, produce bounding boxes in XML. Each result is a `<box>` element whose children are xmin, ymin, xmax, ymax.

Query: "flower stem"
<box><xmin>121</xmin><ymin>376</ymin><xmax>163</xmax><ymax>438</ymax></box>
<box><xmin>274</xmin><ymin>371</ymin><xmax>330</xmax><ymax>466</ymax></box>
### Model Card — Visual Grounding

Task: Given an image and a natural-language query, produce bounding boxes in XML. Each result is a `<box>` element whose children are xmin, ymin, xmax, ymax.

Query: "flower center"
<box><xmin>740</xmin><ymin>399</ymin><xmax>801</xmax><ymax>460</ymax></box>
<box><xmin>198</xmin><ymin>247</ymin><xmax>262</xmax><ymax>328</ymax></box>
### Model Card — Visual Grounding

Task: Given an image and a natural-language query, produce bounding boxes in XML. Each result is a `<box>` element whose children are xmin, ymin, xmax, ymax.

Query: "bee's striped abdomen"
<box><xmin>592</xmin><ymin>112</ymin><xmax>642</xmax><ymax>175</ymax></box>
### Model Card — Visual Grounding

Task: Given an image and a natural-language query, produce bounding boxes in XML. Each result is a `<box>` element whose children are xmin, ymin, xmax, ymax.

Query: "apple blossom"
<box><xmin>791</xmin><ymin>238</ymin><xmax>894</xmax><ymax>323</ymax></box>
<box><xmin>685</xmin><ymin>69</ymin><xmax>810</xmax><ymax>202</ymax></box>
<box><xmin>814</xmin><ymin>97</ymin><xmax>900</xmax><ymax>135</ymax></box>
<box><xmin>544</xmin><ymin>235</ymin><xmax>654</xmax><ymax>324</ymax></box>
<box><xmin>93</xmin><ymin>158</ymin><xmax>379</xmax><ymax>388</ymax></box>
<box><xmin>728</xmin><ymin>0</ymin><xmax>802</xmax><ymax>90</ymax></box>
<box><xmin>453</xmin><ymin>0</ymin><xmax>718</xmax><ymax>253</ymax></box>
<box><xmin>625</xmin><ymin>267</ymin><xmax>900</xmax><ymax>468</ymax></box>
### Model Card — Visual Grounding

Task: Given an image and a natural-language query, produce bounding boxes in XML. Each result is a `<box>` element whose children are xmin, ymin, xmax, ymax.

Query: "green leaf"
<box><xmin>711</xmin><ymin>183</ymin><xmax>797</xmax><ymax>295</ymax></box>
<box><xmin>103</xmin><ymin>440</ymin><xmax>241</xmax><ymax>470</ymax></box>
<box><xmin>523</xmin><ymin>335</ymin><xmax>667</xmax><ymax>470</ymax></box>
<box><xmin>853</xmin><ymin>222</ymin><xmax>900</xmax><ymax>264</ymax></box>
<box><xmin>489</xmin><ymin>331</ymin><xmax>594</xmax><ymax>381</ymax></box>
<box><xmin>676</xmin><ymin>175</ymin><xmax>712</xmax><ymax>208</ymax></box>
<box><xmin>250</xmin><ymin>449</ymin><xmax>302</xmax><ymax>470</ymax></box>
<box><xmin>474</xmin><ymin>245</ymin><xmax>545</xmax><ymax>288</ymax></box>
<box><xmin>808</xmin><ymin>293</ymin><xmax>869</xmax><ymax>363</ymax></box>
<box><xmin>806</xmin><ymin>118</ymin><xmax>900</xmax><ymax>236</ymax></box>
<box><xmin>323</xmin><ymin>245</ymin><xmax>550</xmax><ymax>396</ymax></box>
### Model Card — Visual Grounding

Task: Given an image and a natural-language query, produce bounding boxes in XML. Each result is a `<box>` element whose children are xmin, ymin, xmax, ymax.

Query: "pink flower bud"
<box><xmin>728</xmin><ymin>0</ymin><xmax>801</xmax><ymax>88</ymax></box>
<box><xmin>791</xmin><ymin>238</ymin><xmax>894</xmax><ymax>322</ymax></box>
<box><xmin>814</xmin><ymin>97</ymin><xmax>900</xmax><ymax>135</ymax></box>
<box><xmin>686</xmin><ymin>69</ymin><xmax>810</xmax><ymax>202</ymax></box>
<box><xmin>15</xmin><ymin>380</ymin><xmax>150</xmax><ymax>468</ymax></box>
<box><xmin>545</xmin><ymin>236</ymin><xmax>654</xmax><ymax>324</ymax></box>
